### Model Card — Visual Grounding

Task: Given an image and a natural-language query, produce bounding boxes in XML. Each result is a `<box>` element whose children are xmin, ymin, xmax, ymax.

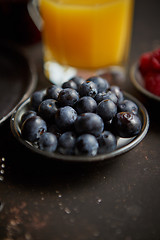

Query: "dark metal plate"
<box><xmin>10</xmin><ymin>92</ymin><xmax>149</xmax><ymax>162</ymax></box>
<box><xmin>0</xmin><ymin>42</ymin><xmax>37</xmax><ymax>124</ymax></box>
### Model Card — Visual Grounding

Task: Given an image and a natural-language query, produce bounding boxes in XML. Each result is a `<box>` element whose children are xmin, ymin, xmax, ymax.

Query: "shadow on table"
<box><xmin>0</xmin><ymin>119</ymin><xmax>120</xmax><ymax>191</ymax></box>
<box><xmin>5</xmin><ymin>143</ymin><xmax>120</xmax><ymax>191</ymax></box>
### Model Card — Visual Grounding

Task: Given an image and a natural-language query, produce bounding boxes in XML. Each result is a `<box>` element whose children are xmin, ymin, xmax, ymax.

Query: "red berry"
<box><xmin>144</xmin><ymin>72</ymin><xmax>160</xmax><ymax>96</ymax></box>
<box><xmin>151</xmin><ymin>48</ymin><xmax>160</xmax><ymax>71</ymax></box>
<box><xmin>152</xmin><ymin>48</ymin><xmax>160</xmax><ymax>62</ymax></box>
<box><xmin>151</xmin><ymin>57</ymin><xmax>160</xmax><ymax>71</ymax></box>
<box><xmin>139</xmin><ymin>52</ymin><xmax>152</xmax><ymax>76</ymax></box>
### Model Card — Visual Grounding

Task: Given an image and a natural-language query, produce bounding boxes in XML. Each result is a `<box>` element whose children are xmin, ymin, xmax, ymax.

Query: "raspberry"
<box><xmin>152</xmin><ymin>48</ymin><xmax>160</xmax><ymax>62</ymax></box>
<box><xmin>139</xmin><ymin>48</ymin><xmax>160</xmax><ymax>96</ymax></box>
<box><xmin>139</xmin><ymin>52</ymin><xmax>152</xmax><ymax>76</ymax></box>
<box><xmin>145</xmin><ymin>72</ymin><xmax>160</xmax><ymax>96</ymax></box>
<box><xmin>139</xmin><ymin>48</ymin><xmax>160</xmax><ymax>75</ymax></box>
<box><xmin>151</xmin><ymin>49</ymin><xmax>160</xmax><ymax>71</ymax></box>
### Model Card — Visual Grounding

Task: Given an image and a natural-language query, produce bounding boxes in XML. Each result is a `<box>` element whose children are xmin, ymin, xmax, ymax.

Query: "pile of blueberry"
<box><xmin>20</xmin><ymin>76</ymin><xmax>142</xmax><ymax>156</ymax></box>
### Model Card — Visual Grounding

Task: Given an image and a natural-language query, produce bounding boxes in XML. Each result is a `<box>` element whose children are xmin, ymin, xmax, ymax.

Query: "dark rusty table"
<box><xmin>0</xmin><ymin>0</ymin><xmax>160</xmax><ymax>239</ymax></box>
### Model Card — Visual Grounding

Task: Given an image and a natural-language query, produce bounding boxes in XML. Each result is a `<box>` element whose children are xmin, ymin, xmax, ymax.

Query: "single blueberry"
<box><xmin>75</xmin><ymin>96</ymin><xmax>97</xmax><ymax>114</ymax></box>
<box><xmin>113</xmin><ymin>112</ymin><xmax>142</xmax><ymax>138</ymax></box>
<box><xmin>58</xmin><ymin>131</ymin><xmax>76</xmax><ymax>155</ymax></box>
<box><xmin>55</xmin><ymin>106</ymin><xmax>77</xmax><ymax>131</ymax></box>
<box><xmin>38</xmin><ymin>132</ymin><xmax>57</xmax><ymax>152</ymax></box>
<box><xmin>58</xmin><ymin>88</ymin><xmax>79</xmax><ymax>107</ymax></box>
<box><xmin>87</xmin><ymin>76</ymin><xmax>110</xmax><ymax>93</ymax></box>
<box><xmin>79</xmin><ymin>80</ymin><xmax>98</xmax><ymax>98</ymax></box>
<box><xmin>75</xmin><ymin>112</ymin><xmax>104</xmax><ymax>136</ymax></box>
<box><xmin>95</xmin><ymin>90</ymin><xmax>118</xmax><ymax>104</ymax></box>
<box><xmin>118</xmin><ymin>99</ymin><xmax>138</xmax><ymax>115</ymax></box>
<box><xmin>104</xmin><ymin>90</ymin><xmax>118</xmax><ymax>104</ymax></box>
<box><xmin>38</xmin><ymin>99</ymin><xmax>58</xmax><ymax>122</ymax></box>
<box><xmin>45</xmin><ymin>85</ymin><xmax>62</xmax><ymax>100</ymax></box>
<box><xmin>21</xmin><ymin>116</ymin><xmax>47</xmax><ymax>142</ymax></box>
<box><xmin>97</xmin><ymin>131</ymin><xmax>117</xmax><ymax>154</ymax></box>
<box><xmin>97</xmin><ymin>99</ymin><xmax>117</xmax><ymax>121</ymax></box>
<box><xmin>30</xmin><ymin>90</ymin><xmax>46</xmax><ymax>111</ymax></box>
<box><xmin>62</xmin><ymin>80</ymin><xmax>78</xmax><ymax>90</ymax></box>
<box><xmin>95</xmin><ymin>92</ymin><xmax>107</xmax><ymax>103</ymax></box>
<box><xmin>70</xmin><ymin>76</ymin><xmax>85</xmax><ymax>90</ymax></box>
<box><xmin>21</xmin><ymin>110</ymin><xmax>37</xmax><ymax>125</ymax></box>
<box><xmin>75</xmin><ymin>134</ymin><xmax>99</xmax><ymax>156</ymax></box>
<box><xmin>110</xmin><ymin>85</ymin><xmax>124</xmax><ymax>104</ymax></box>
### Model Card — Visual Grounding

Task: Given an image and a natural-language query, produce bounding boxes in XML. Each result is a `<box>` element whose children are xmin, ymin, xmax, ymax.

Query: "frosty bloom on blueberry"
<box><xmin>21</xmin><ymin>116</ymin><xmax>47</xmax><ymax>142</ymax></box>
<box><xmin>45</xmin><ymin>85</ymin><xmax>62</xmax><ymax>100</ymax></box>
<box><xmin>55</xmin><ymin>106</ymin><xmax>77</xmax><ymax>131</ymax></box>
<box><xmin>58</xmin><ymin>131</ymin><xmax>76</xmax><ymax>155</ymax></box>
<box><xmin>75</xmin><ymin>112</ymin><xmax>104</xmax><ymax>137</ymax></box>
<box><xmin>79</xmin><ymin>80</ymin><xmax>98</xmax><ymax>98</ymax></box>
<box><xmin>58</xmin><ymin>88</ymin><xmax>79</xmax><ymax>107</ymax></box>
<box><xmin>75</xmin><ymin>134</ymin><xmax>99</xmax><ymax>156</ymax></box>
<box><xmin>87</xmin><ymin>76</ymin><xmax>110</xmax><ymax>93</ymax></box>
<box><xmin>113</xmin><ymin>112</ymin><xmax>142</xmax><ymax>138</ymax></box>
<box><xmin>20</xmin><ymin>75</ymin><xmax>142</xmax><ymax>156</ymax></box>
<box><xmin>38</xmin><ymin>99</ymin><xmax>58</xmax><ymax>122</ymax></box>
<box><xmin>75</xmin><ymin>96</ymin><xmax>97</xmax><ymax>114</ymax></box>
<box><xmin>38</xmin><ymin>132</ymin><xmax>57</xmax><ymax>152</ymax></box>
<box><xmin>97</xmin><ymin>99</ymin><xmax>117</xmax><ymax>121</ymax></box>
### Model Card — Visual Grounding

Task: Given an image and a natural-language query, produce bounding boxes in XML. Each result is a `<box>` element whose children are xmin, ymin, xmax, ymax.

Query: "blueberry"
<box><xmin>110</xmin><ymin>85</ymin><xmax>124</xmax><ymax>104</ymax></box>
<box><xmin>47</xmin><ymin>124</ymin><xmax>62</xmax><ymax>138</ymax></box>
<box><xmin>118</xmin><ymin>99</ymin><xmax>138</xmax><ymax>115</ymax></box>
<box><xmin>58</xmin><ymin>88</ymin><xmax>79</xmax><ymax>107</ymax></box>
<box><xmin>97</xmin><ymin>99</ymin><xmax>117</xmax><ymax>121</ymax></box>
<box><xmin>62</xmin><ymin>80</ymin><xmax>78</xmax><ymax>90</ymax></box>
<box><xmin>95</xmin><ymin>90</ymin><xmax>118</xmax><ymax>104</ymax></box>
<box><xmin>21</xmin><ymin>110</ymin><xmax>37</xmax><ymax>125</ymax></box>
<box><xmin>75</xmin><ymin>112</ymin><xmax>104</xmax><ymax>136</ymax></box>
<box><xmin>95</xmin><ymin>92</ymin><xmax>107</xmax><ymax>103</ymax></box>
<box><xmin>20</xmin><ymin>75</ymin><xmax>143</xmax><ymax>157</ymax></box>
<box><xmin>105</xmin><ymin>90</ymin><xmax>118</xmax><ymax>104</ymax></box>
<box><xmin>97</xmin><ymin>131</ymin><xmax>117</xmax><ymax>154</ymax></box>
<box><xmin>45</xmin><ymin>85</ymin><xmax>62</xmax><ymax>100</ymax></box>
<box><xmin>21</xmin><ymin>116</ymin><xmax>47</xmax><ymax>142</ymax></box>
<box><xmin>58</xmin><ymin>131</ymin><xmax>76</xmax><ymax>155</ymax></box>
<box><xmin>113</xmin><ymin>112</ymin><xmax>142</xmax><ymax>138</ymax></box>
<box><xmin>76</xmin><ymin>96</ymin><xmax>97</xmax><ymax>114</ymax></box>
<box><xmin>70</xmin><ymin>76</ymin><xmax>85</xmax><ymax>89</ymax></box>
<box><xmin>38</xmin><ymin>132</ymin><xmax>57</xmax><ymax>152</ymax></box>
<box><xmin>75</xmin><ymin>134</ymin><xmax>99</xmax><ymax>156</ymax></box>
<box><xmin>55</xmin><ymin>106</ymin><xmax>77</xmax><ymax>131</ymax></box>
<box><xmin>38</xmin><ymin>99</ymin><xmax>58</xmax><ymax>122</ymax></box>
<box><xmin>87</xmin><ymin>76</ymin><xmax>110</xmax><ymax>93</ymax></box>
<box><xmin>30</xmin><ymin>90</ymin><xmax>46</xmax><ymax>111</ymax></box>
<box><xmin>95</xmin><ymin>92</ymin><xmax>106</xmax><ymax>103</ymax></box>
<box><xmin>79</xmin><ymin>80</ymin><xmax>98</xmax><ymax>98</ymax></box>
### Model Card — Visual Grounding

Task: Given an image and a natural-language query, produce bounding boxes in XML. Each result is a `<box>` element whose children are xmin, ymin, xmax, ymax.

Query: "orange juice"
<box><xmin>40</xmin><ymin>0</ymin><xmax>134</xmax><ymax>70</ymax></box>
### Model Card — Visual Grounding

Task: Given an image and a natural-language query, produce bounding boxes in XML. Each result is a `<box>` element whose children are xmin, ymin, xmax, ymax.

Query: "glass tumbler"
<box><xmin>28</xmin><ymin>0</ymin><xmax>134</xmax><ymax>85</ymax></box>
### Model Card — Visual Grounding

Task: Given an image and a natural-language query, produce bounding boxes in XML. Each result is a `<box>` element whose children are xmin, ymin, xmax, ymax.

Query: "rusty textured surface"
<box><xmin>0</xmin><ymin>0</ymin><xmax>160</xmax><ymax>239</ymax></box>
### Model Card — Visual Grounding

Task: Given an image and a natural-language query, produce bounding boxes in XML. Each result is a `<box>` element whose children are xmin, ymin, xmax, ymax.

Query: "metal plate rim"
<box><xmin>10</xmin><ymin>91</ymin><xmax>150</xmax><ymax>162</ymax></box>
<box><xmin>0</xmin><ymin>43</ymin><xmax>37</xmax><ymax>125</ymax></box>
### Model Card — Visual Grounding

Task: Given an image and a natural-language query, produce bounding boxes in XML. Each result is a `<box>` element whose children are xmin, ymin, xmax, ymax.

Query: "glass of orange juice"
<box><xmin>28</xmin><ymin>0</ymin><xmax>134</xmax><ymax>85</ymax></box>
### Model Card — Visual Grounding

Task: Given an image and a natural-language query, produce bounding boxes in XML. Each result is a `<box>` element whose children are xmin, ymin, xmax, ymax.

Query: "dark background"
<box><xmin>0</xmin><ymin>0</ymin><xmax>160</xmax><ymax>239</ymax></box>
